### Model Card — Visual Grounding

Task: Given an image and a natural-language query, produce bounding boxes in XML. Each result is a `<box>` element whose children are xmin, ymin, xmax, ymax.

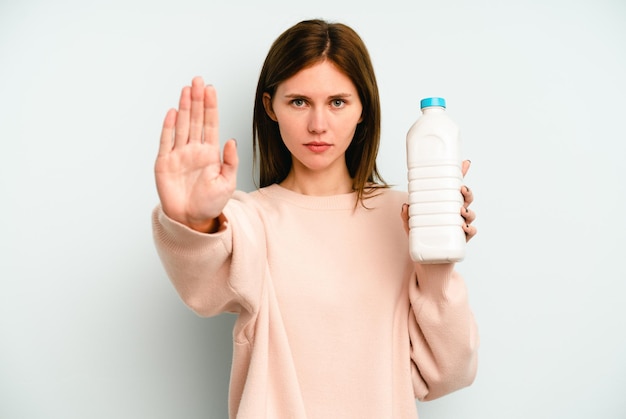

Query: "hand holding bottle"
<box><xmin>401</xmin><ymin>159</ymin><xmax>477</xmax><ymax>242</ymax></box>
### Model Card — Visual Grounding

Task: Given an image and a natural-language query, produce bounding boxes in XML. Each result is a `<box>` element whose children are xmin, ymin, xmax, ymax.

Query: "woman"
<box><xmin>153</xmin><ymin>19</ymin><xmax>478</xmax><ymax>418</ymax></box>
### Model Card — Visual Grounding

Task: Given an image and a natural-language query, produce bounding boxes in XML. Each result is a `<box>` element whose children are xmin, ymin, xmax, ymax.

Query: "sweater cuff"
<box><xmin>151</xmin><ymin>205</ymin><xmax>231</xmax><ymax>257</ymax></box>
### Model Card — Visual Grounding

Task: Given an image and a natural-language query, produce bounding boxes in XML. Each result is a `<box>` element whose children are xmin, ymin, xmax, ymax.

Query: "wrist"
<box><xmin>187</xmin><ymin>213</ymin><xmax>228</xmax><ymax>234</ymax></box>
<box><xmin>186</xmin><ymin>215</ymin><xmax>216</xmax><ymax>233</ymax></box>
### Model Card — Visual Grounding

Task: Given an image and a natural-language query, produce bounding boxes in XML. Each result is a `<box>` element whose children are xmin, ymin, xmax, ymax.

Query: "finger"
<box><xmin>203</xmin><ymin>85</ymin><xmax>219</xmax><ymax>147</ymax></box>
<box><xmin>461</xmin><ymin>159</ymin><xmax>471</xmax><ymax>177</ymax></box>
<box><xmin>174</xmin><ymin>85</ymin><xmax>191</xmax><ymax>148</ymax></box>
<box><xmin>400</xmin><ymin>203</ymin><xmax>409</xmax><ymax>235</ymax></box>
<box><xmin>462</xmin><ymin>222</ymin><xmax>477</xmax><ymax>242</ymax></box>
<box><xmin>221</xmin><ymin>138</ymin><xmax>239</xmax><ymax>185</ymax></box>
<box><xmin>461</xmin><ymin>185</ymin><xmax>474</xmax><ymax>207</ymax></box>
<box><xmin>158</xmin><ymin>108</ymin><xmax>177</xmax><ymax>156</ymax></box>
<box><xmin>188</xmin><ymin>76</ymin><xmax>205</xmax><ymax>143</ymax></box>
<box><xmin>460</xmin><ymin>206</ymin><xmax>476</xmax><ymax>224</ymax></box>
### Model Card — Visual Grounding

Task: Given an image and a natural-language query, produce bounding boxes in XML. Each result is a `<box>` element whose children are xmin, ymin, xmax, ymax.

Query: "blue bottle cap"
<box><xmin>420</xmin><ymin>97</ymin><xmax>446</xmax><ymax>109</ymax></box>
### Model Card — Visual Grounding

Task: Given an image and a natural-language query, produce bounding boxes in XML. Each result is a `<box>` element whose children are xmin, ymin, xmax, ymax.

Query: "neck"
<box><xmin>280</xmin><ymin>165</ymin><xmax>353</xmax><ymax>196</ymax></box>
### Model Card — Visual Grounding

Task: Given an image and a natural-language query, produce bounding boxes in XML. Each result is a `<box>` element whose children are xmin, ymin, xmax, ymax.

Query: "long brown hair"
<box><xmin>252</xmin><ymin>19</ymin><xmax>387</xmax><ymax>204</ymax></box>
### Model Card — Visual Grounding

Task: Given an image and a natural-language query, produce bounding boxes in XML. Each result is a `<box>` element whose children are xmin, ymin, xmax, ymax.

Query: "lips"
<box><xmin>304</xmin><ymin>142</ymin><xmax>332</xmax><ymax>153</ymax></box>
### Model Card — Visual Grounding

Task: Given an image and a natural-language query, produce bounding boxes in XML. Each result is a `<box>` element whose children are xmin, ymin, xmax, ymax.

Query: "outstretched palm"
<box><xmin>155</xmin><ymin>77</ymin><xmax>238</xmax><ymax>232</ymax></box>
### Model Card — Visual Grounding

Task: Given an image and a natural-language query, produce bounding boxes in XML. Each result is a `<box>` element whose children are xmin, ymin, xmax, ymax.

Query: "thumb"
<box><xmin>221</xmin><ymin>138</ymin><xmax>239</xmax><ymax>183</ymax></box>
<box><xmin>400</xmin><ymin>203</ymin><xmax>409</xmax><ymax>235</ymax></box>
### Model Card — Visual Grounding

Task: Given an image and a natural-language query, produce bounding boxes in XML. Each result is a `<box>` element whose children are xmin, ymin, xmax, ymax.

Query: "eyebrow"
<box><xmin>283</xmin><ymin>93</ymin><xmax>354</xmax><ymax>100</ymax></box>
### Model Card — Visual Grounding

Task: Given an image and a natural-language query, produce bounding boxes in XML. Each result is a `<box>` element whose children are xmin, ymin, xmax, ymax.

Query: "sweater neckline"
<box><xmin>258</xmin><ymin>184</ymin><xmax>359</xmax><ymax>210</ymax></box>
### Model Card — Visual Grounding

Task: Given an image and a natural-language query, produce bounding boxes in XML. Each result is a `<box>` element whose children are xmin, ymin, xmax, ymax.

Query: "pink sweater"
<box><xmin>152</xmin><ymin>184</ymin><xmax>478</xmax><ymax>418</ymax></box>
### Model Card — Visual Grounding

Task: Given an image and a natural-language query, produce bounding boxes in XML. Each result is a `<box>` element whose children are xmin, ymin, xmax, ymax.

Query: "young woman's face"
<box><xmin>264</xmin><ymin>60</ymin><xmax>363</xmax><ymax>177</ymax></box>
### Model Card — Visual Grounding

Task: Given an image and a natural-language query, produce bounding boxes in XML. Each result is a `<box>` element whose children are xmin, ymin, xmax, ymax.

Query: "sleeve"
<box><xmin>151</xmin><ymin>191</ymin><xmax>266</xmax><ymax>319</ymax></box>
<box><xmin>408</xmin><ymin>263</ymin><xmax>479</xmax><ymax>401</ymax></box>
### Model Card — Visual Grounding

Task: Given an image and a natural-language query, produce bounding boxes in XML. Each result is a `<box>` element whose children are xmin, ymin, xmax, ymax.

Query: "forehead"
<box><xmin>277</xmin><ymin>60</ymin><xmax>357</xmax><ymax>96</ymax></box>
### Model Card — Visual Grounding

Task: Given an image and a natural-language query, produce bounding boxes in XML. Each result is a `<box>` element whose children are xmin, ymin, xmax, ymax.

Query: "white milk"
<box><xmin>406</xmin><ymin>97</ymin><xmax>466</xmax><ymax>263</ymax></box>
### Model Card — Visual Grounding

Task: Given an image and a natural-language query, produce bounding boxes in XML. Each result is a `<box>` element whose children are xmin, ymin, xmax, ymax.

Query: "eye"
<box><xmin>291</xmin><ymin>98</ymin><xmax>306</xmax><ymax>107</ymax></box>
<box><xmin>331</xmin><ymin>99</ymin><xmax>346</xmax><ymax>108</ymax></box>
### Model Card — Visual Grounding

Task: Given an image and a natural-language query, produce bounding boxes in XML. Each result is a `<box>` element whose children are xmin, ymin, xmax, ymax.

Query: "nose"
<box><xmin>307</xmin><ymin>107</ymin><xmax>328</xmax><ymax>134</ymax></box>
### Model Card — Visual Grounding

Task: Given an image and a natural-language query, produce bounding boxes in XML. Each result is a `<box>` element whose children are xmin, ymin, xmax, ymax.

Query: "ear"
<box><xmin>263</xmin><ymin>93</ymin><xmax>278</xmax><ymax>121</ymax></box>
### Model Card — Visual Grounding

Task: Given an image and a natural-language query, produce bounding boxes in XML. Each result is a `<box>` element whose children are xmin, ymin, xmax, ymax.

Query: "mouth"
<box><xmin>304</xmin><ymin>142</ymin><xmax>332</xmax><ymax>153</ymax></box>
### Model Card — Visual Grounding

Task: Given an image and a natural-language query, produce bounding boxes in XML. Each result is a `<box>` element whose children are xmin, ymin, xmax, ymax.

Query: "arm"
<box><xmin>407</xmin><ymin>264</ymin><xmax>479</xmax><ymax>400</ymax></box>
<box><xmin>153</xmin><ymin>206</ymin><xmax>235</xmax><ymax>317</ymax></box>
<box><xmin>152</xmin><ymin>77</ymin><xmax>262</xmax><ymax>317</ymax></box>
<box><xmin>401</xmin><ymin>159</ymin><xmax>479</xmax><ymax>400</ymax></box>
<box><xmin>152</xmin><ymin>196</ymin><xmax>265</xmax><ymax>318</ymax></box>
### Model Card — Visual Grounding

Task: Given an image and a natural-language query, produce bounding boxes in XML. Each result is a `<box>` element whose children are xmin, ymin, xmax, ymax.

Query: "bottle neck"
<box><xmin>422</xmin><ymin>106</ymin><xmax>446</xmax><ymax>114</ymax></box>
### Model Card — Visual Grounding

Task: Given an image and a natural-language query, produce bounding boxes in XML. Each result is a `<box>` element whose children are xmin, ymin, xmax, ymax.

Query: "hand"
<box><xmin>401</xmin><ymin>159</ymin><xmax>477</xmax><ymax>242</ymax></box>
<box><xmin>155</xmin><ymin>77</ymin><xmax>238</xmax><ymax>232</ymax></box>
<box><xmin>460</xmin><ymin>160</ymin><xmax>477</xmax><ymax>241</ymax></box>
